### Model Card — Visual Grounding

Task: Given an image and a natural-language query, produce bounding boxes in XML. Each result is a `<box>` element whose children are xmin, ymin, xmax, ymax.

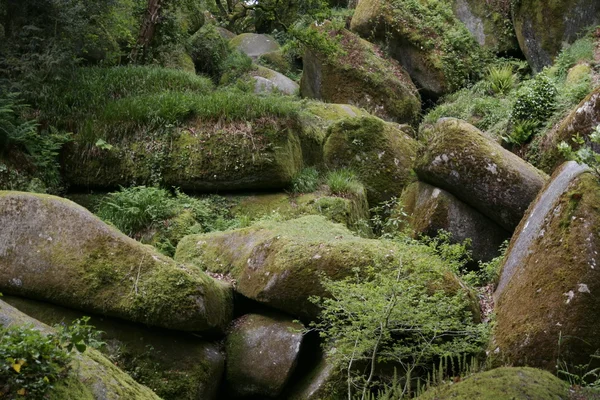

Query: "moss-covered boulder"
<box><xmin>512</xmin><ymin>0</ymin><xmax>600</xmax><ymax>71</ymax></box>
<box><xmin>3</xmin><ymin>295</ymin><xmax>225</xmax><ymax>400</ymax></box>
<box><xmin>253</xmin><ymin>66</ymin><xmax>299</xmax><ymax>95</ymax></box>
<box><xmin>414</xmin><ymin>118</ymin><xmax>547</xmax><ymax>231</ymax></box>
<box><xmin>300</xmin><ymin>25</ymin><xmax>420</xmax><ymax>124</ymax></box>
<box><xmin>64</xmin><ymin>118</ymin><xmax>304</xmax><ymax>192</ymax></box>
<box><xmin>225</xmin><ymin>313</ymin><xmax>304</xmax><ymax>398</ymax></box>
<box><xmin>230</xmin><ymin>33</ymin><xmax>280</xmax><ymax>59</ymax></box>
<box><xmin>451</xmin><ymin>0</ymin><xmax>518</xmax><ymax>54</ymax></box>
<box><xmin>0</xmin><ymin>191</ymin><xmax>233</xmax><ymax>333</ymax></box>
<box><xmin>0</xmin><ymin>300</ymin><xmax>162</xmax><ymax>400</ymax></box>
<box><xmin>324</xmin><ymin>116</ymin><xmax>417</xmax><ymax>206</ymax></box>
<box><xmin>538</xmin><ymin>86</ymin><xmax>600</xmax><ymax>173</ymax></box>
<box><xmin>175</xmin><ymin>215</ymin><xmax>399</xmax><ymax>319</ymax></box>
<box><xmin>350</xmin><ymin>0</ymin><xmax>488</xmax><ymax>98</ymax></box>
<box><xmin>416</xmin><ymin>367</ymin><xmax>569</xmax><ymax>400</ymax></box>
<box><xmin>494</xmin><ymin>161</ymin><xmax>600</xmax><ymax>370</ymax></box>
<box><xmin>231</xmin><ymin>190</ymin><xmax>369</xmax><ymax>232</ymax></box>
<box><xmin>258</xmin><ymin>50</ymin><xmax>292</xmax><ymax>75</ymax></box>
<box><xmin>399</xmin><ymin>182</ymin><xmax>510</xmax><ymax>263</ymax></box>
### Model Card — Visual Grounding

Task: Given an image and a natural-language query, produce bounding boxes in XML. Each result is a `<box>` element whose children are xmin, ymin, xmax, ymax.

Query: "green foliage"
<box><xmin>553</xmin><ymin>36</ymin><xmax>595</xmax><ymax>78</ymax></box>
<box><xmin>511</xmin><ymin>71</ymin><xmax>557</xmax><ymax>123</ymax></box>
<box><xmin>97</xmin><ymin>186</ymin><xmax>177</xmax><ymax>236</ymax></box>
<box><xmin>291</xmin><ymin>167</ymin><xmax>320</xmax><ymax>194</ymax></box>
<box><xmin>310</xmin><ymin>237</ymin><xmax>488</xmax><ymax>399</ymax></box>
<box><xmin>288</xmin><ymin>17</ymin><xmax>347</xmax><ymax>60</ymax></box>
<box><xmin>558</xmin><ymin>125</ymin><xmax>600</xmax><ymax>179</ymax></box>
<box><xmin>326</xmin><ymin>169</ymin><xmax>363</xmax><ymax>197</ymax></box>
<box><xmin>96</xmin><ymin>186</ymin><xmax>240</xmax><ymax>254</ymax></box>
<box><xmin>486</xmin><ymin>65</ymin><xmax>516</xmax><ymax>95</ymax></box>
<box><xmin>557</xmin><ymin>332</ymin><xmax>600</xmax><ymax>388</ymax></box>
<box><xmin>503</xmin><ymin>119</ymin><xmax>539</xmax><ymax>146</ymax></box>
<box><xmin>0</xmin><ymin>318</ymin><xmax>103</xmax><ymax>399</ymax></box>
<box><xmin>0</xmin><ymin>92</ymin><xmax>70</xmax><ymax>193</ymax></box>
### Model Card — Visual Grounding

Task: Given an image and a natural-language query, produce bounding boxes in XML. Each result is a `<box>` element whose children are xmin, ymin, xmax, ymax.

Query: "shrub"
<box><xmin>291</xmin><ymin>167</ymin><xmax>320</xmax><ymax>193</ymax></box>
<box><xmin>326</xmin><ymin>169</ymin><xmax>363</xmax><ymax>197</ymax></box>
<box><xmin>503</xmin><ymin>119</ymin><xmax>539</xmax><ymax>146</ymax></box>
<box><xmin>486</xmin><ymin>64</ymin><xmax>516</xmax><ymax>95</ymax></box>
<box><xmin>511</xmin><ymin>71</ymin><xmax>557</xmax><ymax>123</ymax></box>
<box><xmin>310</xmin><ymin>237</ymin><xmax>488</xmax><ymax>399</ymax></box>
<box><xmin>0</xmin><ymin>317</ymin><xmax>103</xmax><ymax>399</ymax></box>
<box><xmin>558</xmin><ymin>125</ymin><xmax>600</xmax><ymax>179</ymax></box>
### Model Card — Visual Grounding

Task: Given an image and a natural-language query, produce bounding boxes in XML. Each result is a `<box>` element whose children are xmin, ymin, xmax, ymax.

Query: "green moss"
<box><xmin>416</xmin><ymin>367</ymin><xmax>569</xmax><ymax>399</ymax></box>
<box><xmin>258</xmin><ymin>51</ymin><xmax>292</xmax><ymax>75</ymax></box>
<box><xmin>324</xmin><ymin>116</ymin><xmax>417</xmax><ymax>206</ymax></box>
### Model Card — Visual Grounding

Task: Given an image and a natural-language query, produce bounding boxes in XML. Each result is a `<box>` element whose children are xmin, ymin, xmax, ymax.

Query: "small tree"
<box><xmin>310</xmin><ymin>238</ymin><xmax>488</xmax><ymax>399</ymax></box>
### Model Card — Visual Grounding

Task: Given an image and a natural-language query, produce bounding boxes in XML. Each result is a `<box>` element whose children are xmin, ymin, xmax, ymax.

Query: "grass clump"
<box><xmin>326</xmin><ymin>169</ymin><xmax>363</xmax><ymax>197</ymax></box>
<box><xmin>96</xmin><ymin>186</ymin><xmax>240</xmax><ymax>255</ymax></box>
<box><xmin>486</xmin><ymin>65</ymin><xmax>516</xmax><ymax>95</ymax></box>
<box><xmin>291</xmin><ymin>167</ymin><xmax>320</xmax><ymax>194</ymax></box>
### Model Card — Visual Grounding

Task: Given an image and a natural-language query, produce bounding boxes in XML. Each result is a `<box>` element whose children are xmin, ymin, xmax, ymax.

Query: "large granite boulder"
<box><xmin>351</xmin><ymin>0</ymin><xmax>487</xmax><ymax>98</ymax></box>
<box><xmin>0</xmin><ymin>191</ymin><xmax>233</xmax><ymax>333</ymax></box>
<box><xmin>0</xmin><ymin>300</ymin><xmax>161</xmax><ymax>400</ymax></box>
<box><xmin>538</xmin><ymin>85</ymin><xmax>600</xmax><ymax>173</ymax></box>
<box><xmin>175</xmin><ymin>215</ymin><xmax>399</xmax><ymax>320</ymax></box>
<box><xmin>494</xmin><ymin>162</ymin><xmax>600</xmax><ymax>370</ymax></box>
<box><xmin>324</xmin><ymin>116</ymin><xmax>417</xmax><ymax>206</ymax></box>
<box><xmin>225</xmin><ymin>313</ymin><xmax>304</xmax><ymax>398</ymax></box>
<box><xmin>230</xmin><ymin>33</ymin><xmax>280</xmax><ymax>59</ymax></box>
<box><xmin>253</xmin><ymin>66</ymin><xmax>299</xmax><ymax>96</ymax></box>
<box><xmin>415</xmin><ymin>118</ymin><xmax>547</xmax><ymax>231</ymax></box>
<box><xmin>300</xmin><ymin>25</ymin><xmax>421</xmax><ymax>124</ymax></box>
<box><xmin>416</xmin><ymin>367</ymin><xmax>569</xmax><ymax>400</ymax></box>
<box><xmin>451</xmin><ymin>0</ymin><xmax>518</xmax><ymax>54</ymax></box>
<box><xmin>286</xmin><ymin>355</ymin><xmax>344</xmax><ymax>400</ymax></box>
<box><xmin>64</xmin><ymin>118</ymin><xmax>304</xmax><ymax>192</ymax></box>
<box><xmin>399</xmin><ymin>182</ymin><xmax>510</xmax><ymax>263</ymax></box>
<box><xmin>513</xmin><ymin>0</ymin><xmax>600</xmax><ymax>71</ymax></box>
<box><xmin>3</xmin><ymin>295</ymin><xmax>225</xmax><ymax>400</ymax></box>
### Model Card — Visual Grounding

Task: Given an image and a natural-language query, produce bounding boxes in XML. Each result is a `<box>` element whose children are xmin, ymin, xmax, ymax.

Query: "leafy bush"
<box><xmin>97</xmin><ymin>186</ymin><xmax>240</xmax><ymax>254</ymax></box>
<box><xmin>558</xmin><ymin>125</ymin><xmax>600</xmax><ymax>179</ymax></box>
<box><xmin>310</xmin><ymin>237</ymin><xmax>488</xmax><ymax>398</ymax></box>
<box><xmin>291</xmin><ymin>167</ymin><xmax>320</xmax><ymax>193</ymax></box>
<box><xmin>486</xmin><ymin>65</ymin><xmax>516</xmax><ymax>95</ymax></box>
<box><xmin>326</xmin><ymin>169</ymin><xmax>363</xmax><ymax>197</ymax></box>
<box><xmin>503</xmin><ymin>119</ymin><xmax>539</xmax><ymax>146</ymax></box>
<box><xmin>511</xmin><ymin>72</ymin><xmax>557</xmax><ymax>123</ymax></box>
<box><xmin>0</xmin><ymin>317</ymin><xmax>103</xmax><ymax>399</ymax></box>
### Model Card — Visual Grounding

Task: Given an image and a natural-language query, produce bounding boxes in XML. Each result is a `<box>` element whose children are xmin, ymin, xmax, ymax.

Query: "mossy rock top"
<box><xmin>0</xmin><ymin>299</ymin><xmax>161</xmax><ymax>400</ymax></box>
<box><xmin>0</xmin><ymin>191</ymin><xmax>233</xmax><ymax>333</ymax></box>
<box><xmin>494</xmin><ymin>162</ymin><xmax>600</xmax><ymax>370</ymax></box>
<box><xmin>416</xmin><ymin>367</ymin><xmax>569</xmax><ymax>400</ymax></box>
<box><xmin>415</xmin><ymin>118</ymin><xmax>547</xmax><ymax>231</ymax></box>
<box><xmin>324</xmin><ymin>115</ymin><xmax>418</xmax><ymax>206</ymax></box>
<box><xmin>512</xmin><ymin>0</ymin><xmax>600</xmax><ymax>71</ymax></box>
<box><xmin>300</xmin><ymin>25</ymin><xmax>421</xmax><ymax>124</ymax></box>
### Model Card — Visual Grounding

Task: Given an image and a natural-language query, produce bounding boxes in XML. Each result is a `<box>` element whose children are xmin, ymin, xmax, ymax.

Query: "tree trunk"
<box><xmin>130</xmin><ymin>0</ymin><xmax>163</xmax><ymax>62</ymax></box>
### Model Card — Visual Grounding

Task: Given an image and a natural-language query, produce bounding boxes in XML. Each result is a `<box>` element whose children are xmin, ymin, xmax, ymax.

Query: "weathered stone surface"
<box><xmin>324</xmin><ymin>116</ymin><xmax>417</xmax><ymax>206</ymax></box>
<box><xmin>3</xmin><ymin>295</ymin><xmax>225</xmax><ymax>400</ymax></box>
<box><xmin>451</xmin><ymin>0</ymin><xmax>518</xmax><ymax>54</ymax></box>
<box><xmin>225</xmin><ymin>313</ymin><xmax>303</xmax><ymax>398</ymax></box>
<box><xmin>286</xmin><ymin>355</ymin><xmax>344</xmax><ymax>400</ymax></box>
<box><xmin>399</xmin><ymin>182</ymin><xmax>510</xmax><ymax>263</ymax></box>
<box><xmin>416</xmin><ymin>367</ymin><xmax>569</xmax><ymax>400</ymax></box>
<box><xmin>0</xmin><ymin>191</ymin><xmax>233</xmax><ymax>332</ymax></box>
<box><xmin>253</xmin><ymin>66</ymin><xmax>299</xmax><ymax>95</ymax></box>
<box><xmin>539</xmin><ymin>85</ymin><xmax>600</xmax><ymax>173</ymax></box>
<box><xmin>351</xmin><ymin>0</ymin><xmax>487</xmax><ymax>98</ymax></box>
<box><xmin>64</xmin><ymin>118</ymin><xmax>304</xmax><ymax>191</ymax></box>
<box><xmin>415</xmin><ymin>118</ymin><xmax>547</xmax><ymax>231</ymax></box>
<box><xmin>216</xmin><ymin>26</ymin><xmax>236</xmax><ymax>40</ymax></box>
<box><xmin>494</xmin><ymin>162</ymin><xmax>600</xmax><ymax>370</ymax></box>
<box><xmin>513</xmin><ymin>0</ymin><xmax>600</xmax><ymax>71</ymax></box>
<box><xmin>175</xmin><ymin>215</ymin><xmax>399</xmax><ymax>320</ymax></box>
<box><xmin>0</xmin><ymin>299</ymin><xmax>161</xmax><ymax>400</ymax></box>
<box><xmin>300</xmin><ymin>25</ymin><xmax>421</xmax><ymax>124</ymax></box>
<box><xmin>230</xmin><ymin>33</ymin><xmax>280</xmax><ymax>59</ymax></box>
